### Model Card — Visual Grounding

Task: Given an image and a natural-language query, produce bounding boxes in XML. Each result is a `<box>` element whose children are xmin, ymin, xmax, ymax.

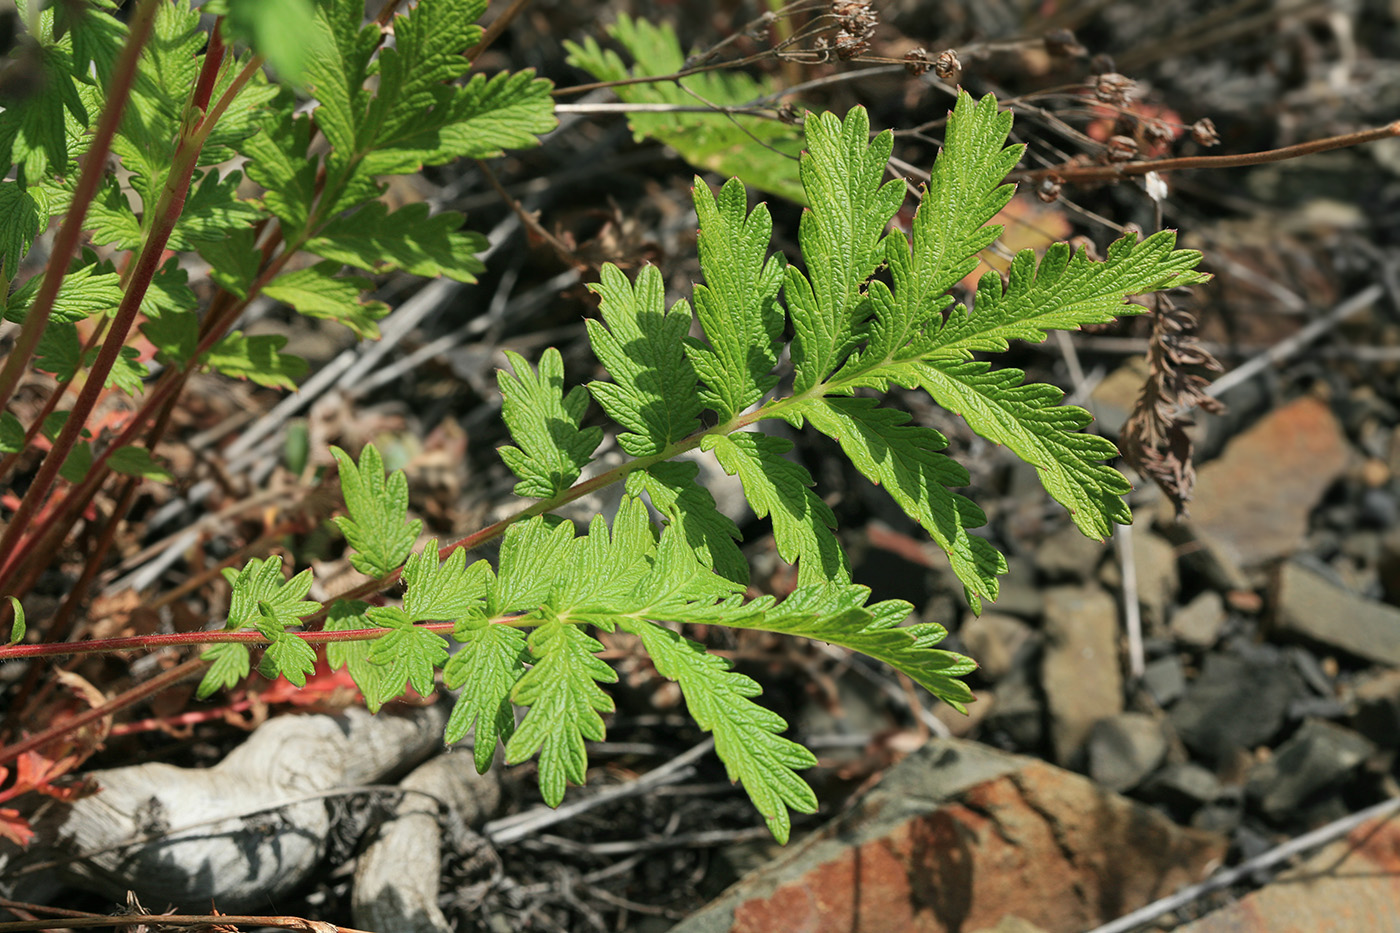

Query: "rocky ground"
<box><xmin>6</xmin><ymin>0</ymin><xmax>1400</xmax><ymax>930</ymax></box>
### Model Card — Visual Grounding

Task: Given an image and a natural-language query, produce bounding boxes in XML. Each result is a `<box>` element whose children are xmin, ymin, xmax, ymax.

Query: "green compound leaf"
<box><xmin>785</xmin><ymin>107</ymin><xmax>904</xmax><ymax>394</ymax></box>
<box><xmin>924</xmin><ymin>231</ymin><xmax>1209</xmax><ymax>356</ymax></box>
<box><xmin>705</xmin><ymin>432</ymin><xmax>848</xmax><ymax>586</ymax></box>
<box><xmin>0</xmin><ymin>413</ymin><xmax>24</xmax><ymax>454</ymax></box>
<box><xmin>220</xmin><ymin>556</ymin><xmax>320</xmax><ymax>632</ymax></box>
<box><xmin>621</xmin><ymin>617</ymin><xmax>816</xmax><ymax>844</ymax></box>
<box><xmin>6</xmin><ymin>597</ymin><xmax>25</xmax><ymax>646</ymax></box>
<box><xmin>263</xmin><ymin>260</ymin><xmax>390</xmax><ymax>340</ymax></box>
<box><xmin>240</xmin><ymin>102</ymin><xmax>317</xmax><ymax>242</ymax></box>
<box><xmin>167</xmin><ymin>170</ymin><xmax>262</xmax><ymax>251</ymax></box>
<box><xmin>256</xmin><ymin>603</ymin><xmax>318</xmax><ymax>687</ymax></box>
<box><xmin>197</xmin><ymin>643</ymin><xmax>251</xmax><ymax>699</ymax></box>
<box><xmin>221</xmin><ymin>0</ymin><xmax>318</xmax><ymax>84</ymax></box>
<box><xmin>497</xmin><ymin>348</ymin><xmax>603</xmax><ymax>499</ymax></box>
<box><xmin>360</xmin><ymin>69</ymin><xmax>556</xmax><ymax>176</ymax></box>
<box><xmin>205</xmin><ymin>332</ymin><xmax>308</xmax><ymax>390</ymax></box>
<box><xmin>846</xmin><ymin>91</ymin><xmax>1021</xmax><ymax>377</ymax></box>
<box><xmin>330</xmin><ymin>443</ymin><xmax>422</xmax><ymax>578</ymax></box>
<box><xmin>365</xmin><ymin>606</ymin><xmax>449</xmax><ymax>705</ymax></box>
<box><xmin>324</xmin><ymin>599</ymin><xmax>380</xmax><ymax>706</ymax></box>
<box><xmin>795</xmin><ymin>397</ymin><xmax>1004</xmax><ymax>611</ymax></box>
<box><xmin>444</xmin><ymin>611</ymin><xmax>529</xmax><ymax>772</ymax></box>
<box><xmin>142</xmin><ymin>310</ymin><xmax>198</xmax><ymax>367</ymax></box>
<box><xmin>0</xmin><ymin>8</ymin><xmax>90</xmax><ymax>183</ymax></box>
<box><xmin>564</xmin><ymin>15</ymin><xmax>804</xmax><ymax>202</ymax></box>
<box><xmin>505</xmin><ymin>619</ymin><xmax>617</xmax><ymax>808</ymax></box>
<box><xmin>586</xmin><ymin>264</ymin><xmax>701</xmax><ymax>456</ymax></box>
<box><xmin>627</xmin><ymin>460</ymin><xmax>748</xmax><ymax>587</ymax></box>
<box><xmin>686</xmin><ymin>177</ymin><xmax>785</xmax><ymax>422</ymax></box>
<box><xmin>108</xmin><ymin>445</ymin><xmax>173</xmax><ymax>482</ymax></box>
<box><xmin>753</xmin><ymin>585</ymin><xmax>976</xmax><ymax>710</ymax></box>
<box><xmin>196</xmin><ymin>228</ymin><xmax>262</xmax><ymax>299</ymax></box>
<box><xmin>913</xmin><ymin>357</ymin><xmax>1129</xmax><ymax>540</ymax></box>
<box><xmin>3</xmin><ymin>259</ymin><xmax>122</xmax><ymax>325</ymax></box>
<box><xmin>141</xmin><ymin>258</ymin><xmax>198</xmax><ymax>318</ymax></box>
<box><xmin>402</xmin><ymin>541</ymin><xmax>490</xmax><ymax>622</ymax></box>
<box><xmin>0</xmin><ymin>181</ymin><xmax>43</xmax><ymax>276</ymax></box>
<box><xmin>546</xmin><ymin>497</ymin><xmax>657</xmax><ymax>614</ymax></box>
<box><xmin>306</xmin><ymin>201</ymin><xmax>487</xmax><ymax>283</ymax></box>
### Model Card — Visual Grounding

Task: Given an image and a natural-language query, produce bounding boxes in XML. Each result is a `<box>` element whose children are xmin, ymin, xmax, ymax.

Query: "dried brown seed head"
<box><xmin>933</xmin><ymin>49</ymin><xmax>961</xmax><ymax>82</ymax></box>
<box><xmin>903</xmin><ymin>47</ymin><xmax>932</xmax><ymax>76</ymax></box>
<box><xmin>1092</xmin><ymin>72</ymin><xmax>1137</xmax><ymax>105</ymax></box>
<box><xmin>1106</xmin><ymin>134</ymin><xmax>1138</xmax><ymax>162</ymax></box>
<box><xmin>1191</xmin><ymin>117</ymin><xmax>1220</xmax><ymax>146</ymax></box>
<box><xmin>1037</xmin><ymin>176</ymin><xmax>1063</xmax><ymax>203</ymax></box>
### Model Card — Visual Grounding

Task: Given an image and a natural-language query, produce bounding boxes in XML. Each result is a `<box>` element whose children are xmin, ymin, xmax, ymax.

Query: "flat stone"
<box><xmin>989</xmin><ymin>556</ymin><xmax>1044</xmax><ymax>619</ymax></box>
<box><xmin>984</xmin><ymin>674</ymin><xmax>1045</xmax><ymax>750</ymax></box>
<box><xmin>1246</xmin><ymin>719</ymin><xmax>1376</xmax><ymax>820</ymax></box>
<box><xmin>670</xmin><ymin>739</ymin><xmax>1225</xmax><ymax>933</ymax></box>
<box><xmin>1351</xmin><ymin>669</ymin><xmax>1400</xmax><ymax>748</ymax></box>
<box><xmin>1100</xmin><ymin>531</ymin><xmax>1180</xmax><ymax>632</ymax></box>
<box><xmin>1086</xmin><ymin>713</ymin><xmax>1169</xmax><ymax>792</ymax></box>
<box><xmin>1033</xmin><ymin>523</ymin><xmax>1106</xmax><ymax>583</ymax></box>
<box><xmin>1143</xmin><ymin>654</ymin><xmax>1186</xmax><ymax>706</ymax></box>
<box><xmin>1140</xmin><ymin>762</ymin><xmax>1223</xmax><ymax>811</ymax></box>
<box><xmin>1171</xmin><ymin>591</ymin><xmax>1228</xmax><ymax>648</ymax></box>
<box><xmin>1171</xmin><ymin>653</ymin><xmax>1305</xmax><ymax>762</ymax></box>
<box><xmin>1042</xmin><ymin>586</ymin><xmax>1124</xmax><ymax>764</ymax></box>
<box><xmin>960</xmin><ymin>612</ymin><xmax>1034</xmax><ymax>682</ymax></box>
<box><xmin>1173</xmin><ymin>396</ymin><xmax>1348</xmax><ymax>569</ymax></box>
<box><xmin>1175</xmin><ymin>815</ymin><xmax>1400</xmax><ymax>933</ymax></box>
<box><xmin>1271</xmin><ymin>561</ymin><xmax>1400</xmax><ymax>667</ymax></box>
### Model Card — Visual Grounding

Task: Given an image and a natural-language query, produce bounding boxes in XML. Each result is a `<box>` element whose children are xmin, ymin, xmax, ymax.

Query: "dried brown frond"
<box><xmin>1121</xmin><ymin>295</ymin><xmax>1225</xmax><ymax>517</ymax></box>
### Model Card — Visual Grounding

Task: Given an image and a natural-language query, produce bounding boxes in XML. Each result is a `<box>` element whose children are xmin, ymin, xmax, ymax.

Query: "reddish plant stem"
<box><xmin>0</xmin><ymin>657</ymin><xmax>207</xmax><ymax>771</ymax></box>
<box><xmin>0</xmin><ymin>35</ymin><xmax>233</xmax><ymax>588</ymax></box>
<box><xmin>1</xmin><ymin>621</ymin><xmax>457</xmax><ymax>661</ymax></box>
<box><xmin>1016</xmin><ymin>120</ymin><xmax>1400</xmax><ymax>183</ymax></box>
<box><xmin>0</xmin><ymin>56</ymin><xmax>265</xmax><ymax>596</ymax></box>
<box><xmin>0</xmin><ymin>0</ymin><xmax>160</xmax><ymax>417</ymax></box>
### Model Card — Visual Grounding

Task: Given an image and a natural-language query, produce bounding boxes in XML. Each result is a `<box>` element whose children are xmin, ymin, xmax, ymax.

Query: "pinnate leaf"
<box><xmin>687</xmin><ymin>177</ymin><xmax>785</xmax><ymax>421</ymax></box>
<box><xmin>785</xmin><ymin>107</ymin><xmax>903</xmax><ymax>393</ymax></box>
<box><xmin>324</xmin><ymin>600</ymin><xmax>380</xmax><ymax>705</ymax></box>
<box><xmin>331</xmin><ymin>443</ymin><xmax>421</xmax><ymax>578</ymax></box>
<box><xmin>403</xmin><ymin>542</ymin><xmax>490</xmax><ymax>621</ymax></box>
<box><xmin>306</xmin><ymin>201</ymin><xmax>487</xmax><ymax>283</ymax></box>
<box><xmin>621</xmin><ymin>618</ymin><xmax>816</xmax><ymax>843</ymax></box>
<box><xmin>444</xmin><ymin>612</ymin><xmax>528</xmax><ymax>772</ymax></box>
<box><xmin>263</xmin><ymin>261</ymin><xmax>390</xmax><ymax>340</ymax></box>
<box><xmin>586</xmin><ymin>264</ymin><xmax>701</xmax><ymax>455</ymax></box>
<box><xmin>795</xmin><ymin>397</ymin><xmax>1004</xmax><ymax>609</ymax></box>
<box><xmin>505</xmin><ymin>620</ymin><xmax>617</xmax><ymax>807</ymax></box>
<box><xmin>705</xmin><ymin>432</ymin><xmax>848</xmax><ymax>585</ymax></box>
<box><xmin>205</xmin><ymin>332</ymin><xmax>307</xmax><ymax>390</ymax></box>
<box><xmin>497</xmin><ymin>349</ymin><xmax>602</xmax><ymax>499</ymax></box>
<box><xmin>365</xmin><ymin>606</ymin><xmax>449</xmax><ymax>705</ymax></box>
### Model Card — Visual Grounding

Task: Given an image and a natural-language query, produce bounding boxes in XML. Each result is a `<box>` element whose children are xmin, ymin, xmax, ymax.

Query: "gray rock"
<box><xmin>991</xmin><ymin>555</ymin><xmax>1044</xmax><ymax>618</ymax></box>
<box><xmin>1192</xmin><ymin>801</ymin><xmax>1243</xmax><ymax>834</ymax></box>
<box><xmin>960</xmin><ymin>612</ymin><xmax>1034</xmax><ymax>682</ymax></box>
<box><xmin>1170</xmin><ymin>653</ymin><xmax>1306</xmax><ymax>762</ymax></box>
<box><xmin>1087</xmin><ymin>713</ymin><xmax>1169</xmax><ymax>792</ymax></box>
<box><xmin>1141</xmin><ymin>762</ymin><xmax>1223</xmax><ymax>811</ymax></box>
<box><xmin>1247</xmin><ymin>719</ymin><xmax>1376</xmax><ymax>820</ymax></box>
<box><xmin>1271</xmin><ymin>561</ymin><xmax>1400</xmax><ymax>666</ymax></box>
<box><xmin>1042</xmin><ymin>585</ymin><xmax>1123</xmax><ymax>764</ymax></box>
<box><xmin>985</xmin><ymin>673</ymin><xmax>1045</xmax><ymax>750</ymax></box>
<box><xmin>1351</xmin><ymin>669</ymin><xmax>1400</xmax><ymax>748</ymax></box>
<box><xmin>1171</xmin><ymin>591</ymin><xmax>1228</xmax><ymax>649</ymax></box>
<box><xmin>1101</xmin><ymin>531</ymin><xmax>1180</xmax><ymax>632</ymax></box>
<box><xmin>1034</xmin><ymin>523</ymin><xmax>1106</xmax><ymax>583</ymax></box>
<box><xmin>1142</xmin><ymin>654</ymin><xmax>1186</xmax><ymax>707</ymax></box>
